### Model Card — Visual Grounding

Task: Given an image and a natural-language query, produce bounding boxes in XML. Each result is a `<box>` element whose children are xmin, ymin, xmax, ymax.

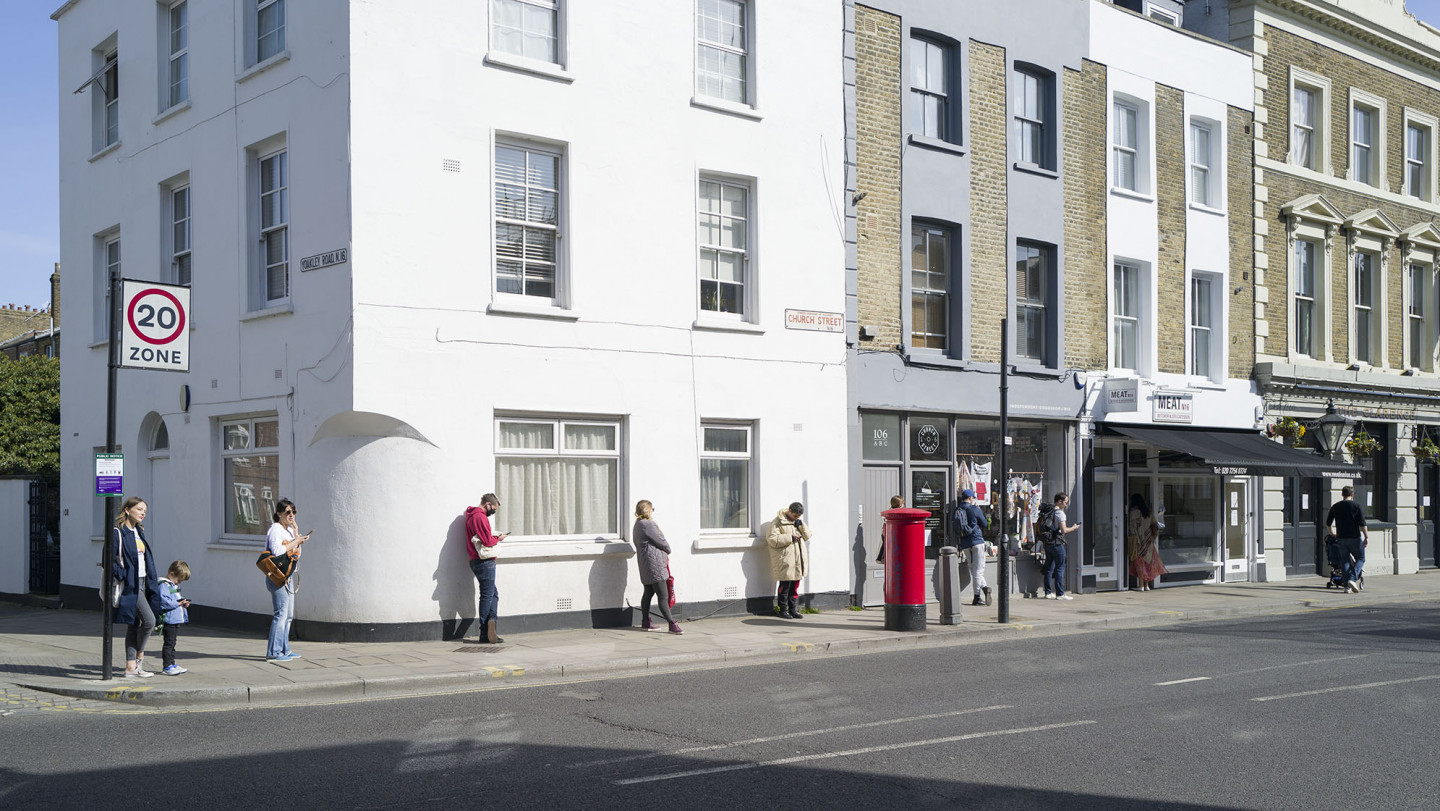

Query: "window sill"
<box><xmin>483</xmin><ymin>51</ymin><xmax>573</xmax><ymax>84</ymax></box>
<box><xmin>690</xmin><ymin>95</ymin><xmax>764</xmax><ymax>121</ymax></box>
<box><xmin>153</xmin><ymin>100</ymin><xmax>191</xmax><ymax>126</ymax></box>
<box><xmin>89</xmin><ymin>339</ymin><xmax>108</xmax><ymax>349</ymax></box>
<box><xmin>1011</xmin><ymin>360</ymin><xmax>1059</xmax><ymax>377</ymax></box>
<box><xmin>209</xmin><ymin>538</ymin><xmax>266</xmax><ymax>551</ymax></box>
<box><xmin>1013</xmin><ymin>161</ymin><xmax>1058</xmax><ymax>179</ymax></box>
<box><xmin>487</xmin><ymin>299</ymin><xmax>581</xmax><ymax>321</ymax></box>
<box><xmin>693</xmin><ymin>534</ymin><xmax>761</xmax><ymax>551</ymax></box>
<box><xmin>1110</xmin><ymin>187</ymin><xmax>1155</xmax><ymax>203</ymax></box>
<box><xmin>1188</xmin><ymin>201</ymin><xmax>1225</xmax><ymax>217</ymax></box>
<box><xmin>240</xmin><ymin>303</ymin><xmax>294</xmax><ymax>322</ymax></box>
<box><xmin>89</xmin><ymin>141</ymin><xmax>122</xmax><ymax>163</ymax></box>
<box><xmin>237</xmin><ymin>51</ymin><xmax>292</xmax><ymax>84</ymax></box>
<box><xmin>693</xmin><ymin>316</ymin><xmax>764</xmax><ymax>334</ymax></box>
<box><xmin>902</xmin><ymin>350</ymin><xmax>969</xmax><ymax>369</ymax></box>
<box><xmin>907</xmin><ymin>134</ymin><xmax>967</xmax><ymax>157</ymax></box>
<box><xmin>494</xmin><ymin>540</ymin><xmax>633</xmax><ymax>561</ymax></box>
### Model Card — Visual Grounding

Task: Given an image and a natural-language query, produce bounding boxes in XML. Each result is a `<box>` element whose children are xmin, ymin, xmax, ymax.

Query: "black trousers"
<box><xmin>776</xmin><ymin>580</ymin><xmax>800</xmax><ymax>614</ymax></box>
<box><xmin>161</xmin><ymin>623</ymin><xmax>180</xmax><ymax>668</ymax></box>
<box><xmin>641</xmin><ymin>580</ymin><xmax>674</xmax><ymax>623</ymax></box>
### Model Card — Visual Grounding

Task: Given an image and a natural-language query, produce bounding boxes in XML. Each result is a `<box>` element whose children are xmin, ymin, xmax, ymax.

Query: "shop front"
<box><xmin>857</xmin><ymin>410</ymin><xmax>1074</xmax><ymax>605</ymax></box>
<box><xmin>1083</xmin><ymin>378</ymin><xmax>1356</xmax><ymax>591</ymax></box>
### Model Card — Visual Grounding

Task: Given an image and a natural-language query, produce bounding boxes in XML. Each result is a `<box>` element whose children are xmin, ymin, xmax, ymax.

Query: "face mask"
<box><xmin>485</xmin><ymin>507</ymin><xmax>497</xmax><ymax>517</ymax></box>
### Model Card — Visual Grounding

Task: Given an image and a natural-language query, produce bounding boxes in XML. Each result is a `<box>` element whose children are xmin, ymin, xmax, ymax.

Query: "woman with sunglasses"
<box><xmin>265</xmin><ymin>498</ymin><xmax>310</xmax><ymax>662</ymax></box>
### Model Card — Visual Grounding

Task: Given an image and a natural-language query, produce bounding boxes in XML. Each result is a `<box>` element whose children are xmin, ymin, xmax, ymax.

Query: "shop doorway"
<box><xmin>859</xmin><ymin>466</ymin><xmax>902</xmax><ymax>606</ymax></box>
<box><xmin>909</xmin><ymin>468</ymin><xmax>952</xmax><ymax>560</ymax></box>
<box><xmin>1420</xmin><ymin>461</ymin><xmax>1437</xmax><ymax>569</ymax></box>
<box><xmin>1085</xmin><ymin>472</ymin><xmax>1122</xmax><ymax>588</ymax></box>
<box><xmin>1282</xmin><ymin>476</ymin><xmax>1324</xmax><ymax>577</ymax></box>
<box><xmin>1222</xmin><ymin>478</ymin><xmax>1252</xmax><ymax>581</ymax></box>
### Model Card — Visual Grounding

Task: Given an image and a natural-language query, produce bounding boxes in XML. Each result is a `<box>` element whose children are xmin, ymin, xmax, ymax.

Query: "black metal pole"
<box><xmin>100</xmin><ymin>270</ymin><xmax>120</xmax><ymax>679</ymax></box>
<box><xmin>998</xmin><ymin>317</ymin><xmax>1010</xmax><ymax>624</ymax></box>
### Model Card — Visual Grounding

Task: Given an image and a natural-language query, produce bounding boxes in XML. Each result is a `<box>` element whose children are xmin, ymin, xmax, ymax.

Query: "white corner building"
<box><xmin>54</xmin><ymin>0</ymin><xmax>848</xmax><ymax>639</ymax></box>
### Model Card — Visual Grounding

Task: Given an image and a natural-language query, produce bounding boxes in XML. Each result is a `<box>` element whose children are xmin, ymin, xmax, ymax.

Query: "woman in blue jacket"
<box><xmin>112</xmin><ymin>496</ymin><xmax>163</xmax><ymax>678</ymax></box>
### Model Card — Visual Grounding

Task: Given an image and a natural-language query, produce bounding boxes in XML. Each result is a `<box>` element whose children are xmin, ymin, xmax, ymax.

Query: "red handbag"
<box><xmin>666</xmin><ymin>562</ymin><xmax>677</xmax><ymax>608</ymax></box>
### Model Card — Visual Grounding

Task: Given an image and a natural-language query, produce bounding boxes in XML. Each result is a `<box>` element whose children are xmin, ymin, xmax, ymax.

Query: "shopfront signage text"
<box><xmin>1106</xmin><ymin>379</ymin><xmax>1138</xmax><ymax>413</ymax></box>
<box><xmin>1154</xmin><ymin>390</ymin><xmax>1193</xmax><ymax>423</ymax></box>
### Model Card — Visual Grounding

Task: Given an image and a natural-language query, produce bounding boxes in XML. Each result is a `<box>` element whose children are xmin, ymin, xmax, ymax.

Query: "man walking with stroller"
<box><xmin>1325</xmin><ymin>486</ymin><xmax>1368</xmax><ymax>593</ymax></box>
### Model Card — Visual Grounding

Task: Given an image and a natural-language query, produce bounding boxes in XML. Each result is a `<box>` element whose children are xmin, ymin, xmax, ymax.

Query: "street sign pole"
<box><xmin>100</xmin><ymin>269</ymin><xmax>120</xmax><ymax>679</ymax></box>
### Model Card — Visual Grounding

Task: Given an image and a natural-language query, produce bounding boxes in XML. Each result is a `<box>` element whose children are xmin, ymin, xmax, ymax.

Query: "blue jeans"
<box><xmin>1340</xmin><ymin>537</ymin><xmax>1365</xmax><ymax>584</ymax></box>
<box><xmin>266</xmin><ymin>579</ymin><xmax>294</xmax><ymax>659</ymax></box>
<box><xmin>1043</xmin><ymin>543</ymin><xmax>1067</xmax><ymax>597</ymax></box>
<box><xmin>469</xmin><ymin>558</ymin><xmax>499</xmax><ymax>628</ymax></box>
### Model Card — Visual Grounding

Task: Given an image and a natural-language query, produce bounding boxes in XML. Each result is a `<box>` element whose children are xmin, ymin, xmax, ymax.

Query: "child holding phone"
<box><xmin>157</xmin><ymin>560</ymin><xmax>193</xmax><ymax>675</ymax></box>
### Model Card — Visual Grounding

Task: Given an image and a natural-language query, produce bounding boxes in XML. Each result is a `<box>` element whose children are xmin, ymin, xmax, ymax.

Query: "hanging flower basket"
<box><xmin>1268</xmin><ymin>417</ymin><xmax>1306</xmax><ymax>446</ymax></box>
<box><xmin>1345</xmin><ymin>430</ymin><xmax>1382</xmax><ymax>459</ymax></box>
<box><xmin>1415</xmin><ymin>436</ymin><xmax>1440</xmax><ymax>462</ymax></box>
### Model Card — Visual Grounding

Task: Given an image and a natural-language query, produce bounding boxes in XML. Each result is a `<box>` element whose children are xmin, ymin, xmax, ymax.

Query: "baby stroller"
<box><xmin>1324</xmin><ymin>534</ymin><xmax>1363</xmax><ymax>591</ymax></box>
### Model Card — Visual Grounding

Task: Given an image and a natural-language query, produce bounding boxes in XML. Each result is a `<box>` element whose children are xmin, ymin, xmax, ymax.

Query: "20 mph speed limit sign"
<box><xmin>120</xmin><ymin>280</ymin><xmax>190</xmax><ymax>372</ymax></box>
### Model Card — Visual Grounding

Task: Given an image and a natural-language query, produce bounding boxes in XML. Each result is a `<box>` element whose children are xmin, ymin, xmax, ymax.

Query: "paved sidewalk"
<box><xmin>3</xmin><ymin>571</ymin><xmax>1438</xmax><ymax>709</ymax></box>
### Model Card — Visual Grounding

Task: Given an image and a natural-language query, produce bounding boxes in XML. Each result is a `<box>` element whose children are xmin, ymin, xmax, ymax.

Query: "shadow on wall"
<box><xmin>588</xmin><ymin>554</ymin><xmax>631</xmax><ymax>627</ymax></box>
<box><xmin>431</xmin><ymin>513</ymin><xmax>475</xmax><ymax>641</ymax></box>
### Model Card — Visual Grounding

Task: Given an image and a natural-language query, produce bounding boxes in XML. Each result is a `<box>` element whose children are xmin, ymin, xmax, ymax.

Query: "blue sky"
<box><xmin>5</xmin><ymin>0</ymin><xmax>1440</xmax><ymax>309</ymax></box>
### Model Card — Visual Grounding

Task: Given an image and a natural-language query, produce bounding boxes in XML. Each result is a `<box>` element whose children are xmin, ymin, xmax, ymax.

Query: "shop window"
<box><xmin>908</xmin><ymin>416</ymin><xmax>950</xmax><ymax>463</ymax></box>
<box><xmin>862</xmin><ymin>413</ymin><xmax>902</xmax><ymax>462</ymax></box>
<box><xmin>1351</xmin><ymin>424</ymin><xmax>1390</xmax><ymax>522</ymax></box>
<box><xmin>1158</xmin><ymin>476</ymin><xmax>1218</xmax><ymax>568</ymax></box>
<box><xmin>494</xmin><ymin>417</ymin><xmax>620</xmax><ymax>538</ymax></box>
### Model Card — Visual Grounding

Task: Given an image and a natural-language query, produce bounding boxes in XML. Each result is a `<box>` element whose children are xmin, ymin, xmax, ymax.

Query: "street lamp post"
<box><xmin>1313</xmin><ymin>399</ymin><xmax>1354</xmax><ymax>460</ymax></box>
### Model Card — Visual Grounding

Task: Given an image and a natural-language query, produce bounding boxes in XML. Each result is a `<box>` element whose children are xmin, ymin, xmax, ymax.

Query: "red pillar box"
<box><xmin>882</xmin><ymin>507</ymin><xmax>931</xmax><ymax>631</ymax></box>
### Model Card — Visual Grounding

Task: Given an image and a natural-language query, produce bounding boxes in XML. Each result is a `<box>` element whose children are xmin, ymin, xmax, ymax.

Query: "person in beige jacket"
<box><xmin>766</xmin><ymin>502</ymin><xmax>812</xmax><ymax>619</ymax></box>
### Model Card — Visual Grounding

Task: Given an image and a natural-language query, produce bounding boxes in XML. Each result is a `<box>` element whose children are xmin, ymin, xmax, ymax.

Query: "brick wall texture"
<box><xmin>1155</xmin><ymin>83</ymin><xmax>1188</xmax><ymax>374</ymax></box>
<box><xmin>1062</xmin><ymin>60</ymin><xmax>1108</xmax><ymax>371</ymax></box>
<box><xmin>854</xmin><ymin>4</ymin><xmax>903</xmax><ymax>353</ymax></box>
<box><xmin>1259</xmin><ymin>26</ymin><xmax>1440</xmax><ymax>367</ymax></box>
<box><xmin>968</xmin><ymin>40</ymin><xmax>1009</xmax><ymax>364</ymax></box>
<box><xmin>1228</xmin><ymin>105</ymin><xmax>1257</xmax><ymax>380</ymax></box>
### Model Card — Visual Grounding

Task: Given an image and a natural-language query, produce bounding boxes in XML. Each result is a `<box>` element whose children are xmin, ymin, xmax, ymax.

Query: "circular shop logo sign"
<box><xmin>918</xmin><ymin>424</ymin><xmax>941</xmax><ymax>455</ymax></box>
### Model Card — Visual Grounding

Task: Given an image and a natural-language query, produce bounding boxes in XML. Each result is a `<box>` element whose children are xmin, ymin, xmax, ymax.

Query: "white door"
<box><xmin>1085</xmin><ymin>473</ymin><xmax>1123</xmax><ymax>588</ymax></box>
<box><xmin>860</xmin><ymin>466</ymin><xmax>901</xmax><ymax>606</ymax></box>
<box><xmin>1222</xmin><ymin>477</ymin><xmax>1251</xmax><ymax>581</ymax></box>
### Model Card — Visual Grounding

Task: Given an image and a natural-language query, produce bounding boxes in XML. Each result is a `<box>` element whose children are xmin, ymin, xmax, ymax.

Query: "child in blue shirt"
<box><xmin>156</xmin><ymin>560</ymin><xmax>192</xmax><ymax>676</ymax></box>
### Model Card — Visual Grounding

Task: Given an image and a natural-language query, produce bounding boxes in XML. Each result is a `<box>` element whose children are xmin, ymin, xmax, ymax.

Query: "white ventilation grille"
<box><xmin>557</xmin><ymin>597</ymin><xmax>572</xmax><ymax>611</ymax></box>
<box><xmin>210</xmin><ymin>378</ymin><xmax>218</xmax><ymax>388</ymax></box>
<box><xmin>723</xmin><ymin>586</ymin><xmax>738</xmax><ymax>598</ymax></box>
<box><xmin>274</xmin><ymin>369</ymin><xmax>283</xmax><ymax>379</ymax></box>
<box><xmin>442</xmin><ymin>158</ymin><xmax>462</xmax><ymax>173</ymax></box>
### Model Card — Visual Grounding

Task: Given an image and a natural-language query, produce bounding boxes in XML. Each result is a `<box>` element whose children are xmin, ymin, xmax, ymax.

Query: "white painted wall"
<box><xmin>57</xmin><ymin>0</ymin><xmax>356</xmax><ymax>621</ymax></box>
<box><xmin>57</xmin><ymin>0</ymin><xmax>847</xmax><ymax>631</ymax></box>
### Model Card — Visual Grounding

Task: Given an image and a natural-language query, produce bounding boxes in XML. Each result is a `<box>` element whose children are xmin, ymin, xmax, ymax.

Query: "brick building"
<box><xmin>0</xmin><ymin>264</ymin><xmax>61</xmax><ymax>361</ymax></box>
<box><xmin>1192</xmin><ymin>0</ymin><xmax>1440</xmax><ymax>582</ymax></box>
<box><xmin>844</xmin><ymin>0</ymin><xmax>1341</xmax><ymax>601</ymax></box>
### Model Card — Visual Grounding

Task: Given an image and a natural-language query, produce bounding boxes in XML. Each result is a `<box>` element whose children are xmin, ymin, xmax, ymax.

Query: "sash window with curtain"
<box><xmin>494</xmin><ymin>418</ymin><xmax>620</xmax><ymax>539</ymax></box>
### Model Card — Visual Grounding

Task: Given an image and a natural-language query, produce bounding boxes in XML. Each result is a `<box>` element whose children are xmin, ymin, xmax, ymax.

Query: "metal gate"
<box><xmin>28</xmin><ymin>479</ymin><xmax>60</xmax><ymax>594</ymax></box>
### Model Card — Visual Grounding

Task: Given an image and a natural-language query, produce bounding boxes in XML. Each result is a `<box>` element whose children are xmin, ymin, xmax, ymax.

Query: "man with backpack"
<box><xmin>1038</xmin><ymin>493</ymin><xmax>1080</xmax><ymax>600</ymax></box>
<box><xmin>953</xmin><ymin>489</ymin><xmax>990</xmax><ymax>606</ymax></box>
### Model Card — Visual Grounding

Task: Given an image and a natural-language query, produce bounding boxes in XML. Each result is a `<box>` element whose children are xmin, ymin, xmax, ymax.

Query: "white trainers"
<box><xmin>1058</xmin><ymin>595</ymin><xmax>1074</xmax><ymax>601</ymax></box>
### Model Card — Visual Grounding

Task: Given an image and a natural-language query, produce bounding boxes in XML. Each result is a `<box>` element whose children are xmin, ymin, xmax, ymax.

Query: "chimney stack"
<box><xmin>51</xmin><ymin>263</ymin><xmax>60</xmax><ymax>327</ymax></box>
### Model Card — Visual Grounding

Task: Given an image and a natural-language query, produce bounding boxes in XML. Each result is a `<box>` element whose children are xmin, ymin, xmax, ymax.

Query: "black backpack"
<box><xmin>1036</xmin><ymin>503</ymin><xmax>1063</xmax><ymax>547</ymax></box>
<box><xmin>951</xmin><ymin>502</ymin><xmax>974</xmax><ymax>538</ymax></box>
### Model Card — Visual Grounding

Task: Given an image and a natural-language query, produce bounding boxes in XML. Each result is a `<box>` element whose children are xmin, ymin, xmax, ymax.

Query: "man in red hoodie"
<box><xmin>465</xmin><ymin>493</ymin><xmax>507</xmax><ymax>643</ymax></box>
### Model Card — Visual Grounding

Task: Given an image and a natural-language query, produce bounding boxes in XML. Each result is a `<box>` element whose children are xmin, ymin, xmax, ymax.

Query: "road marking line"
<box><xmin>1154</xmin><ymin>677</ymin><xmax>1211</xmax><ymax>686</ymax></box>
<box><xmin>1252</xmin><ymin>674</ymin><xmax>1440</xmax><ymax>702</ymax></box>
<box><xmin>573</xmin><ymin>705</ymin><xmax>1014</xmax><ymax>769</ymax></box>
<box><xmin>1227</xmin><ymin>653</ymin><xmax>1371</xmax><ymax>677</ymax></box>
<box><xmin>612</xmin><ymin>720</ymin><xmax>1096</xmax><ymax>785</ymax></box>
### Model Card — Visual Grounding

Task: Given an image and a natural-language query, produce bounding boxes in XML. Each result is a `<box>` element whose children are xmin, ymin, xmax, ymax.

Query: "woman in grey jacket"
<box><xmin>632</xmin><ymin>500</ymin><xmax>682</xmax><ymax>634</ymax></box>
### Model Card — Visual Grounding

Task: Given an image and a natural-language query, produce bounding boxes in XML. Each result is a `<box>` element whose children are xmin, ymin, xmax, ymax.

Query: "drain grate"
<box><xmin>453</xmin><ymin>646</ymin><xmax>506</xmax><ymax>654</ymax></box>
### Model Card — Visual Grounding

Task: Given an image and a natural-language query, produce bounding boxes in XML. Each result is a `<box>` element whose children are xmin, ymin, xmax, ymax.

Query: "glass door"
<box><xmin>1420</xmin><ymin>460</ymin><xmax>1437</xmax><ymax>569</ymax></box>
<box><xmin>1222</xmin><ymin>478</ymin><xmax>1251</xmax><ymax>581</ymax></box>
<box><xmin>910</xmin><ymin>468</ymin><xmax>952</xmax><ymax>560</ymax></box>
<box><xmin>1085</xmin><ymin>472</ymin><xmax>1122</xmax><ymax>588</ymax></box>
